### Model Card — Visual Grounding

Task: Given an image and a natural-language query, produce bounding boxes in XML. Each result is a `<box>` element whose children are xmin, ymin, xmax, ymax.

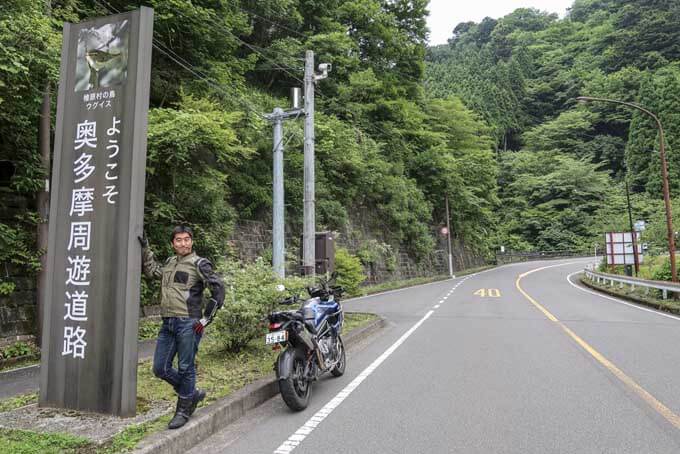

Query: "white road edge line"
<box><xmin>273</xmin><ymin>309</ymin><xmax>436</xmax><ymax>454</ymax></box>
<box><xmin>566</xmin><ymin>271</ymin><xmax>680</xmax><ymax>322</ymax></box>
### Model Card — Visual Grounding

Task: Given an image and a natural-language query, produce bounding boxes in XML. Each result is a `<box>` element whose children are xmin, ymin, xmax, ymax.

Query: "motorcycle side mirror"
<box><xmin>282</xmin><ymin>295</ymin><xmax>299</xmax><ymax>305</ymax></box>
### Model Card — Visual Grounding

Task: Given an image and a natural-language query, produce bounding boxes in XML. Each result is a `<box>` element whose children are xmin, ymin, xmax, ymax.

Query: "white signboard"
<box><xmin>605</xmin><ymin>232</ymin><xmax>643</xmax><ymax>265</ymax></box>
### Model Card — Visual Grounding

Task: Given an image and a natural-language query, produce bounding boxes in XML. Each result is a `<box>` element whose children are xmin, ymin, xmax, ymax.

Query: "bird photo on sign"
<box><xmin>74</xmin><ymin>20</ymin><xmax>129</xmax><ymax>91</ymax></box>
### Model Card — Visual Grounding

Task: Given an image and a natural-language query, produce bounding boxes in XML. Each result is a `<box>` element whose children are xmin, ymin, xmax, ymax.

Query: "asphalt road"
<box><xmin>188</xmin><ymin>258</ymin><xmax>680</xmax><ymax>453</ymax></box>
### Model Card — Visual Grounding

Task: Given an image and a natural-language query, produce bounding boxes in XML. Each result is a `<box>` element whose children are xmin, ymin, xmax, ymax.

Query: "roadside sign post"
<box><xmin>39</xmin><ymin>7</ymin><xmax>153</xmax><ymax>417</ymax></box>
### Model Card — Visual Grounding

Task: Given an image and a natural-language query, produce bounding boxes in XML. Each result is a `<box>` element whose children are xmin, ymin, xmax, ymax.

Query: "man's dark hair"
<box><xmin>171</xmin><ymin>225</ymin><xmax>193</xmax><ymax>242</ymax></box>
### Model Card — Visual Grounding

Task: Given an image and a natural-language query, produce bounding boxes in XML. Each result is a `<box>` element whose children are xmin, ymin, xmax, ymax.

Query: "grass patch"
<box><xmin>137</xmin><ymin>319</ymin><xmax>161</xmax><ymax>341</ymax></box>
<box><xmin>0</xmin><ymin>356</ymin><xmax>40</xmax><ymax>373</ymax></box>
<box><xmin>0</xmin><ymin>428</ymin><xmax>91</xmax><ymax>454</ymax></box>
<box><xmin>580</xmin><ymin>275</ymin><xmax>680</xmax><ymax>314</ymax></box>
<box><xmin>0</xmin><ymin>392</ymin><xmax>38</xmax><ymax>412</ymax></box>
<box><xmin>343</xmin><ymin>312</ymin><xmax>377</xmax><ymax>332</ymax></box>
<box><xmin>0</xmin><ymin>312</ymin><xmax>378</xmax><ymax>453</ymax></box>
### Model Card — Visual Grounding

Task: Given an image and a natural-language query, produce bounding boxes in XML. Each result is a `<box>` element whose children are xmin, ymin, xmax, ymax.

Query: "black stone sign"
<box><xmin>39</xmin><ymin>7</ymin><xmax>153</xmax><ymax>417</ymax></box>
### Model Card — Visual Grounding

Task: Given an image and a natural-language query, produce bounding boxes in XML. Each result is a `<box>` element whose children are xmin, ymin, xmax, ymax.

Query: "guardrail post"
<box><xmin>663</xmin><ymin>289</ymin><xmax>668</xmax><ymax>300</ymax></box>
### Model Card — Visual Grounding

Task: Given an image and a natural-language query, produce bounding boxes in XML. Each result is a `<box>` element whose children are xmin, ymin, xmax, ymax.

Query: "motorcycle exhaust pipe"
<box><xmin>311</xmin><ymin>337</ymin><xmax>325</xmax><ymax>368</ymax></box>
<box><xmin>295</xmin><ymin>326</ymin><xmax>315</xmax><ymax>351</ymax></box>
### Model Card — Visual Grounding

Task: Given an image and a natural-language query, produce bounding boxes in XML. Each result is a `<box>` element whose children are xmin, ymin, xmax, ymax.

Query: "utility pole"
<box><xmin>302</xmin><ymin>50</ymin><xmax>330</xmax><ymax>276</ymax></box>
<box><xmin>36</xmin><ymin>0</ymin><xmax>52</xmax><ymax>345</ymax></box>
<box><xmin>265</xmin><ymin>99</ymin><xmax>303</xmax><ymax>279</ymax></box>
<box><xmin>302</xmin><ymin>51</ymin><xmax>316</xmax><ymax>276</ymax></box>
<box><xmin>445</xmin><ymin>195</ymin><xmax>454</xmax><ymax>278</ymax></box>
<box><xmin>271</xmin><ymin>108</ymin><xmax>284</xmax><ymax>278</ymax></box>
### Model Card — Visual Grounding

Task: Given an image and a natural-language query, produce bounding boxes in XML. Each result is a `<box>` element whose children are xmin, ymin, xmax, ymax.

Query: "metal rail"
<box><xmin>583</xmin><ymin>268</ymin><xmax>680</xmax><ymax>300</ymax></box>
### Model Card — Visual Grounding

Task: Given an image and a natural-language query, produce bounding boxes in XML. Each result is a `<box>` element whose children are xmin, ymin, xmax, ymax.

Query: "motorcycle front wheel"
<box><xmin>279</xmin><ymin>348</ymin><xmax>311</xmax><ymax>411</ymax></box>
<box><xmin>330</xmin><ymin>335</ymin><xmax>345</xmax><ymax>377</ymax></box>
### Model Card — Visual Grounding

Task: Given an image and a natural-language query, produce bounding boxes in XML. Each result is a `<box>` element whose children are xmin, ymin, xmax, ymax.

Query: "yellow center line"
<box><xmin>516</xmin><ymin>264</ymin><xmax>680</xmax><ymax>430</ymax></box>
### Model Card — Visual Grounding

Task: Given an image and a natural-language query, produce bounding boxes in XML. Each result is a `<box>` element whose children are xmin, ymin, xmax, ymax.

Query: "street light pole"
<box><xmin>576</xmin><ymin>96</ymin><xmax>676</xmax><ymax>282</ymax></box>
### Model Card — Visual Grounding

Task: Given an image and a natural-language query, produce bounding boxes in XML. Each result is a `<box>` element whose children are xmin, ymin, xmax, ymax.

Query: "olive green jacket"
<box><xmin>142</xmin><ymin>247</ymin><xmax>225</xmax><ymax>319</ymax></box>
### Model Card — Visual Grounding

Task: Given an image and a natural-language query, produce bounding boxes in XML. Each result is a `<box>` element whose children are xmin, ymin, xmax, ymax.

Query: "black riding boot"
<box><xmin>168</xmin><ymin>396</ymin><xmax>192</xmax><ymax>429</ymax></box>
<box><xmin>189</xmin><ymin>388</ymin><xmax>206</xmax><ymax>416</ymax></box>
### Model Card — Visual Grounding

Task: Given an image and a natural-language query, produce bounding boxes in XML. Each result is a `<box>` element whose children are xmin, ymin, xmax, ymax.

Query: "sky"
<box><xmin>427</xmin><ymin>0</ymin><xmax>575</xmax><ymax>46</ymax></box>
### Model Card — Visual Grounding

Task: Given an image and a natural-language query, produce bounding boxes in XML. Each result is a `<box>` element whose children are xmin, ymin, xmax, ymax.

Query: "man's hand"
<box><xmin>138</xmin><ymin>232</ymin><xmax>149</xmax><ymax>248</ymax></box>
<box><xmin>193</xmin><ymin>318</ymin><xmax>209</xmax><ymax>335</ymax></box>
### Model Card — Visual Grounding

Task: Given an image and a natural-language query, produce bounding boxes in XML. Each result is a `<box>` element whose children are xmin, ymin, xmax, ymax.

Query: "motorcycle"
<box><xmin>265</xmin><ymin>274</ymin><xmax>346</xmax><ymax>411</ymax></box>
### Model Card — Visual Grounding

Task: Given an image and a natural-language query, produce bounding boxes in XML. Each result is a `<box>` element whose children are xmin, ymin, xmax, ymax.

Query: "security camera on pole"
<box><xmin>302</xmin><ymin>50</ymin><xmax>331</xmax><ymax>276</ymax></box>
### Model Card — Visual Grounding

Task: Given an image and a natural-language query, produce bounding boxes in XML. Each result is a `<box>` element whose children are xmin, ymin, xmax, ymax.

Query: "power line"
<box><xmin>236</xmin><ymin>5</ymin><xmax>308</xmax><ymax>40</ymax></box>
<box><xmin>92</xmin><ymin>0</ymin><xmax>270</xmax><ymax>122</ymax></box>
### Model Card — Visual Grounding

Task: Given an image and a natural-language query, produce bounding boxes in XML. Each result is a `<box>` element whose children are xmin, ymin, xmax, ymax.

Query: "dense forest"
<box><xmin>2</xmin><ymin>0</ymin><xmax>680</xmax><ymax>295</ymax></box>
<box><xmin>426</xmin><ymin>0</ymin><xmax>680</xmax><ymax>253</ymax></box>
<box><xmin>1</xmin><ymin>0</ymin><xmax>495</xmax><ymax>291</ymax></box>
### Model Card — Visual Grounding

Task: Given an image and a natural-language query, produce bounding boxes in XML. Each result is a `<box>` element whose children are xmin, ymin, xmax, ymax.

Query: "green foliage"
<box><xmin>497</xmin><ymin>150</ymin><xmax>611</xmax><ymax>251</ymax></box>
<box><xmin>0</xmin><ymin>341</ymin><xmax>38</xmax><ymax>360</ymax></box>
<box><xmin>0</xmin><ymin>1</ymin><xmax>60</xmax><ymax>194</ymax></box>
<box><xmin>210</xmin><ymin>258</ymin><xmax>277</xmax><ymax>353</ymax></box>
<box><xmin>0</xmin><ymin>428</ymin><xmax>91</xmax><ymax>454</ymax></box>
<box><xmin>651</xmin><ymin>256</ymin><xmax>673</xmax><ymax>282</ymax></box>
<box><xmin>137</xmin><ymin>319</ymin><xmax>160</xmax><ymax>341</ymax></box>
<box><xmin>427</xmin><ymin>1</ymin><xmax>680</xmax><ymax>253</ymax></box>
<box><xmin>0</xmin><ymin>218</ymin><xmax>41</xmax><ymax>293</ymax></box>
<box><xmin>209</xmin><ymin>259</ymin><xmax>312</xmax><ymax>353</ymax></box>
<box><xmin>0</xmin><ymin>281</ymin><xmax>15</xmax><ymax>296</ymax></box>
<box><xmin>334</xmin><ymin>248</ymin><xmax>366</xmax><ymax>295</ymax></box>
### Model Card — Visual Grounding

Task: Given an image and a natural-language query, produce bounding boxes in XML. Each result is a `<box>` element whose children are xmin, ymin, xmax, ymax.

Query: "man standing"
<box><xmin>139</xmin><ymin>226</ymin><xmax>225</xmax><ymax>429</ymax></box>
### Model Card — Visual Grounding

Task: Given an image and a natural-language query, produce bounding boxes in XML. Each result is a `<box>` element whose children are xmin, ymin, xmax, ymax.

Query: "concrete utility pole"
<box><xmin>271</xmin><ymin>108</ymin><xmax>285</xmax><ymax>278</ymax></box>
<box><xmin>302</xmin><ymin>50</ymin><xmax>330</xmax><ymax>276</ymax></box>
<box><xmin>265</xmin><ymin>104</ymin><xmax>303</xmax><ymax>279</ymax></box>
<box><xmin>303</xmin><ymin>51</ymin><xmax>316</xmax><ymax>276</ymax></box>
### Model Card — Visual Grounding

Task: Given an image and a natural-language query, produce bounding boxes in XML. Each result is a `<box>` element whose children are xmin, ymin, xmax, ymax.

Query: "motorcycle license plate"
<box><xmin>265</xmin><ymin>330</ymin><xmax>288</xmax><ymax>345</ymax></box>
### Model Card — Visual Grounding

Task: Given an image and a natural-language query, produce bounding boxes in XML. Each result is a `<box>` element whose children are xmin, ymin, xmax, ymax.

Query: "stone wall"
<box><xmin>228</xmin><ymin>219</ymin><xmax>488</xmax><ymax>283</ymax></box>
<box><xmin>0</xmin><ymin>189</ymin><xmax>37</xmax><ymax>343</ymax></box>
<box><xmin>0</xmin><ymin>264</ymin><xmax>36</xmax><ymax>345</ymax></box>
<box><xmin>0</xmin><ymin>217</ymin><xmax>488</xmax><ymax>342</ymax></box>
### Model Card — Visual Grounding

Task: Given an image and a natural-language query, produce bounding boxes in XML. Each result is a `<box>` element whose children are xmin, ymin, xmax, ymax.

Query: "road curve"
<box><xmin>188</xmin><ymin>259</ymin><xmax>680</xmax><ymax>454</ymax></box>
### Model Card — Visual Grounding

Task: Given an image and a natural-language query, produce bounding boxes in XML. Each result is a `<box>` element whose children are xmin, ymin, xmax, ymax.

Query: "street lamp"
<box><xmin>576</xmin><ymin>96</ymin><xmax>677</xmax><ymax>282</ymax></box>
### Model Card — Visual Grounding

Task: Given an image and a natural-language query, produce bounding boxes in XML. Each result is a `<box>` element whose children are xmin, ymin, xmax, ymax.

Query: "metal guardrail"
<box><xmin>496</xmin><ymin>250</ymin><xmax>589</xmax><ymax>265</ymax></box>
<box><xmin>583</xmin><ymin>268</ymin><xmax>680</xmax><ymax>300</ymax></box>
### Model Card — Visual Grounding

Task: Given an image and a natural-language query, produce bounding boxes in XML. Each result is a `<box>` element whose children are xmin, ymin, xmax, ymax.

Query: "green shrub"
<box><xmin>334</xmin><ymin>248</ymin><xmax>366</xmax><ymax>296</ymax></box>
<box><xmin>652</xmin><ymin>257</ymin><xmax>672</xmax><ymax>281</ymax></box>
<box><xmin>0</xmin><ymin>341</ymin><xmax>38</xmax><ymax>360</ymax></box>
<box><xmin>138</xmin><ymin>319</ymin><xmax>161</xmax><ymax>340</ymax></box>
<box><xmin>210</xmin><ymin>259</ymin><xmax>312</xmax><ymax>353</ymax></box>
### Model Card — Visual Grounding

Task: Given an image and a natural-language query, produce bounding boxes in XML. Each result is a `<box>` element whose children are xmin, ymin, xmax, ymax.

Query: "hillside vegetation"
<box><xmin>426</xmin><ymin>0</ymin><xmax>680</xmax><ymax>253</ymax></box>
<box><xmin>1</xmin><ymin>0</ymin><xmax>495</xmax><ymax>285</ymax></box>
<box><xmin>3</xmin><ymin>0</ymin><xmax>680</xmax><ymax>292</ymax></box>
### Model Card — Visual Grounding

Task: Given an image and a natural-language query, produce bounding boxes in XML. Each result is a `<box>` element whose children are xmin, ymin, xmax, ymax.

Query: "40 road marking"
<box><xmin>473</xmin><ymin>288</ymin><xmax>501</xmax><ymax>298</ymax></box>
<box><xmin>516</xmin><ymin>263</ymin><xmax>680</xmax><ymax>431</ymax></box>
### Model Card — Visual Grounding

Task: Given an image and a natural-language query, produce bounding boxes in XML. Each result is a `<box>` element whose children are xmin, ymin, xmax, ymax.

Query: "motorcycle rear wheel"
<box><xmin>279</xmin><ymin>348</ymin><xmax>311</xmax><ymax>411</ymax></box>
<box><xmin>330</xmin><ymin>336</ymin><xmax>345</xmax><ymax>377</ymax></box>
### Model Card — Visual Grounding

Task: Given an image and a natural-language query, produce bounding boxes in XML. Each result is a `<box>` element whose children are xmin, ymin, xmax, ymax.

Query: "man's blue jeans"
<box><xmin>153</xmin><ymin>317</ymin><xmax>202</xmax><ymax>399</ymax></box>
